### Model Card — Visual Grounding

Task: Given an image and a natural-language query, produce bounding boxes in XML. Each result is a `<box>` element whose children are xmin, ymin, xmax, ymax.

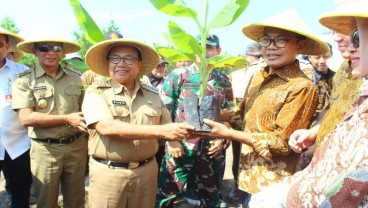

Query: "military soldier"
<box><xmin>156</xmin><ymin>34</ymin><xmax>233</xmax><ymax>208</ymax></box>
<box><xmin>82</xmin><ymin>39</ymin><xmax>193</xmax><ymax>208</ymax></box>
<box><xmin>12</xmin><ymin>31</ymin><xmax>87</xmax><ymax>208</ymax></box>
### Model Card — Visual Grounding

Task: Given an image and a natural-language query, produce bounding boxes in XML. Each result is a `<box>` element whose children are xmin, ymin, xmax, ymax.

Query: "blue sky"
<box><xmin>1</xmin><ymin>0</ymin><xmax>337</xmax><ymax>56</ymax></box>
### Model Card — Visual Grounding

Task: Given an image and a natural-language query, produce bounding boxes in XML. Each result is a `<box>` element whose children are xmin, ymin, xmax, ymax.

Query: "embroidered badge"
<box><xmin>38</xmin><ymin>98</ymin><xmax>48</xmax><ymax>109</ymax></box>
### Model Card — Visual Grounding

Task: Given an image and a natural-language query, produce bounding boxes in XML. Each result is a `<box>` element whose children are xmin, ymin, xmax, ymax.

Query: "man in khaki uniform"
<box><xmin>12</xmin><ymin>32</ymin><xmax>87</xmax><ymax>208</ymax></box>
<box><xmin>82</xmin><ymin>39</ymin><xmax>193</xmax><ymax>208</ymax></box>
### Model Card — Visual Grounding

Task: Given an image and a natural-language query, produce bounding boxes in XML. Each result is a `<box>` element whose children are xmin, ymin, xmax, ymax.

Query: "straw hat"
<box><xmin>0</xmin><ymin>27</ymin><xmax>24</xmax><ymax>49</ymax></box>
<box><xmin>17</xmin><ymin>28</ymin><xmax>80</xmax><ymax>54</ymax></box>
<box><xmin>7</xmin><ymin>47</ymin><xmax>23</xmax><ymax>62</ymax></box>
<box><xmin>85</xmin><ymin>39</ymin><xmax>159</xmax><ymax>77</ymax></box>
<box><xmin>242</xmin><ymin>9</ymin><xmax>329</xmax><ymax>55</ymax></box>
<box><xmin>319</xmin><ymin>1</ymin><xmax>368</xmax><ymax>35</ymax></box>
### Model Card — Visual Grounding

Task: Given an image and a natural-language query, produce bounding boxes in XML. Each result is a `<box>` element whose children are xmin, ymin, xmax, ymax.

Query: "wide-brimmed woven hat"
<box><xmin>242</xmin><ymin>9</ymin><xmax>329</xmax><ymax>55</ymax></box>
<box><xmin>0</xmin><ymin>27</ymin><xmax>24</xmax><ymax>49</ymax></box>
<box><xmin>85</xmin><ymin>39</ymin><xmax>159</xmax><ymax>77</ymax></box>
<box><xmin>319</xmin><ymin>1</ymin><xmax>368</xmax><ymax>35</ymax></box>
<box><xmin>17</xmin><ymin>28</ymin><xmax>80</xmax><ymax>54</ymax></box>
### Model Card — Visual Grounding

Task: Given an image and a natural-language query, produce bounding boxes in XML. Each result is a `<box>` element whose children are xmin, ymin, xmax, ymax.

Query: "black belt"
<box><xmin>92</xmin><ymin>156</ymin><xmax>153</xmax><ymax>169</ymax></box>
<box><xmin>33</xmin><ymin>132</ymin><xmax>82</xmax><ymax>144</ymax></box>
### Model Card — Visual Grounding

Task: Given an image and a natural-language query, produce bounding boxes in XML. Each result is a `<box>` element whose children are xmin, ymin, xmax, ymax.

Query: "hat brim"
<box><xmin>320</xmin><ymin>14</ymin><xmax>368</xmax><ymax>36</ymax></box>
<box><xmin>85</xmin><ymin>39</ymin><xmax>159</xmax><ymax>77</ymax></box>
<box><xmin>159</xmin><ymin>61</ymin><xmax>169</xmax><ymax>65</ymax></box>
<box><xmin>17</xmin><ymin>39</ymin><xmax>80</xmax><ymax>55</ymax></box>
<box><xmin>0</xmin><ymin>28</ymin><xmax>24</xmax><ymax>50</ymax></box>
<box><xmin>242</xmin><ymin>23</ymin><xmax>329</xmax><ymax>55</ymax></box>
<box><xmin>319</xmin><ymin>1</ymin><xmax>368</xmax><ymax>36</ymax></box>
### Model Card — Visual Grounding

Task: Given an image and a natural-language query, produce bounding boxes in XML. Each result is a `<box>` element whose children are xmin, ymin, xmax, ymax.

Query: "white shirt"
<box><xmin>0</xmin><ymin>58</ymin><xmax>30</xmax><ymax>160</ymax></box>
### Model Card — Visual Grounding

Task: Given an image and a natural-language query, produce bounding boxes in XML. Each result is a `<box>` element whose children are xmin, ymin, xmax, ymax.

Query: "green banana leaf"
<box><xmin>207</xmin><ymin>55</ymin><xmax>246</xmax><ymax>68</ymax></box>
<box><xmin>163</xmin><ymin>32</ymin><xmax>175</xmax><ymax>46</ymax></box>
<box><xmin>156</xmin><ymin>46</ymin><xmax>195</xmax><ymax>62</ymax></box>
<box><xmin>149</xmin><ymin>0</ymin><xmax>197</xmax><ymax>19</ymax></box>
<box><xmin>209</xmin><ymin>0</ymin><xmax>250</xmax><ymax>29</ymax></box>
<box><xmin>65</xmin><ymin>59</ymin><xmax>89</xmax><ymax>72</ymax></box>
<box><xmin>69</xmin><ymin>0</ymin><xmax>104</xmax><ymax>44</ymax></box>
<box><xmin>168</xmin><ymin>21</ymin><xmax>203</xmax><ymax>57</ymax></box>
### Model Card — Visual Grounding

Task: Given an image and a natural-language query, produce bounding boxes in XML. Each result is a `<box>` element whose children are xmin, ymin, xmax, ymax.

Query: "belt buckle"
<box><xmin>128</xmin><ymin>162</ymin><xmax>139</xmax><ymax>169</ymax></box>
<box><xmin>107</xmin><ymin>160</ymin><xmax>112</xmax><ymax>168</ymax></box>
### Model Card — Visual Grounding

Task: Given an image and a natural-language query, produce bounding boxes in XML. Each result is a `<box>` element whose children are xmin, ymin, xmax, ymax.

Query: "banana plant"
<box><xmin>150</xmin><ymin>0</ymin><xmax>249</xmax><ymax>97</ymax></box>
<box><xmin>66</xmin><ymin>0</ymin><xmax>107</xmax><ymax>72</ymax></box>
<box><xmin>69</xmin><ymin>0</ymin><xmax>105</xmax><ymax>44</ymax></box>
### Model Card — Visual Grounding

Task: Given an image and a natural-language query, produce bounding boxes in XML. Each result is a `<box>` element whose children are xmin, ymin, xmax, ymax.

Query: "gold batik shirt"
<box><xmin>315</xmin><ymin>60</ymin><xmax>362</xmax><ymax>149</ymax></box>
<box><xmin>237</xmin><ymin>60</ymin><xmax>318</xmax><ymax>194</ymax></box>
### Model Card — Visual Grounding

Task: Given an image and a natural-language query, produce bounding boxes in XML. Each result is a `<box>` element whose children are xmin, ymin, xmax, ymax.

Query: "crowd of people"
<box><xmin>0</xmin><ymin>1</ymin><xmax>367</xmax><ymax>208</ymax></box>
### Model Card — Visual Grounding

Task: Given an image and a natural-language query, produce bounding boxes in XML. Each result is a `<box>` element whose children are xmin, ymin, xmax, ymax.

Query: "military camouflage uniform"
<box><xmin>156</xmin><ymin>64</ymin><xmax>233</xmax><ymax>207</ymax></box>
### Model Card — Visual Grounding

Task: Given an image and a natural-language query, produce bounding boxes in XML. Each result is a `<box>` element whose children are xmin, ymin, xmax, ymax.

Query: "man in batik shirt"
<box><xmin>194</xmin><ymin>10</ymin><xmax>330</xmax><ymax>207</ymax></box>
<box><xmin>250</xmin><ymin>4</ymin><xmax>368</xmax><ymax>206</ymax></box>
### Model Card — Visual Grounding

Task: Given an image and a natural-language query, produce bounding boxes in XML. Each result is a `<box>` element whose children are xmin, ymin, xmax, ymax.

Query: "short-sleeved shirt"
<box><xmin>12</xmin><ymin>64</ymin><xmax>83</xmax><ymax>139</ymax></box>
<box><xmin>0</xmin><ymin>58</ymin><xmax>30</xmax><ymax>159</ymax></box>
<box><xmin>315</xmin><ymin>60</ymin><xmax>362</xmax><ymax>149</ymax></box>
<box><xmin>238</xmin><ymin>60</ymin><xmax>318</xmax><ymax>194</ymax></box>
<box><xmin>82</xmin><ymin>79</ymin><xmax>172</xmax><ymax>162</ymax></box>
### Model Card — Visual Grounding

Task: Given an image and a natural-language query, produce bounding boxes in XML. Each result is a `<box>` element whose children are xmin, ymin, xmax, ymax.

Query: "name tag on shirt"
<box><xmin>34</xmin><ymin>86</ymin><xmax>46</xmax><ymax>90</ymax></box>
<box><xmin>112</xmin><ymin>100</ymin><xmax>126</xmax><ymax>106</ymax></box>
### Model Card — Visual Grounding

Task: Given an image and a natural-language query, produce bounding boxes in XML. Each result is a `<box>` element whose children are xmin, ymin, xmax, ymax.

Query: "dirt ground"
<box><xmin>0</xmin><ymin>144</ymin><xmax>241</xmax><ymax>208</ymax></box>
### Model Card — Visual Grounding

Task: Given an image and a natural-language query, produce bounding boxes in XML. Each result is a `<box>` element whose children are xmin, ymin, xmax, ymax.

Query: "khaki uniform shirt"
<box><xmin>238</xmin><ymin>60</ymin><xmax>318</xmax><ymax>194</ymax></box>
<box><xmin>12</xmin><ymin>64</ymin><xmax>83</xmax><ymax>139</ymax></box>
<box><xmin>315</xmin><ymin>60</ymin><xmax>362</xmax><ymax>149</ymax></box>
<box><xmin>81</xmin><ymin>70</ymin><xmax>108</xmax><ymax>87</ymax></box>
<box><xmin>82</xmin><ymin>79</ymin><xmax>171</xmax><ymax>162</ymax></box>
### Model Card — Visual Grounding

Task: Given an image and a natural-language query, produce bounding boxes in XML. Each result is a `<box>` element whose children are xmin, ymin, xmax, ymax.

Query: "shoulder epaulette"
<box><xmin>86</xmin><ymin>85</ymin><xmax>103</xmax><ymax>94</ymax></box>
<box><xmin>140</xmin><ymin>83</ymin><xmax>159</xmax><ymax>94</ymax></box>
<box><xmin>65</xmin><ymin>67</ymin><xmax>82</xmax><ymax>76</ymax></box>
<box><xmin>95</xmin><ymin>82</ymin><xmax>111</xmax><ymax>88</ymax></box>
<box><xmin>16</xmin><ymin>69</ymin><xmax>32</xmax><ymax>77</ymax></box>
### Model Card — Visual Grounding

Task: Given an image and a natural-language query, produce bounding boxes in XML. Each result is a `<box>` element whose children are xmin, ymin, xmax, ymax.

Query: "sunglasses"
<box><xmin>37</xmin><ymin>45</ymin><xmax>63</xmax><ymax>53</ymax></box>
<box><xmin>351</xmin><ymin>28</ymin><xmax>359</xmax><ymax>49</ymax></box>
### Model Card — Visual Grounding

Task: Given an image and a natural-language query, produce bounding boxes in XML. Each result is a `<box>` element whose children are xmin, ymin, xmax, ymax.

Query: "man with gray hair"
<box><xmin>244</xmin><ymin>42</ymin><xmax>263</xmax><ymax>64</ymax></box>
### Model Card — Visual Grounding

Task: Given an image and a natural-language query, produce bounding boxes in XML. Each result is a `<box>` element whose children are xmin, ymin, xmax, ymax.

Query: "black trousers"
<box><xmin>0</xmin><ymin>150</ymin><xmax>32</xmax><ymax>208</ymax></box>
<box><xmin>232</xmin><ymin>140</ymin><xmax>241</xmax><ymax>185</ymax></box>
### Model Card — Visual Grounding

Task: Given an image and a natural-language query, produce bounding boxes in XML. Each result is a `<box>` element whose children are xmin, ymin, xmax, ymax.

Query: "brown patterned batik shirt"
<box><xmin>237</xmin><ymin>60</ymin><xmax>318</xmax><ymax>194</ymax></box>
<box><xmin>315</xmin><ymin>60</ymin><xmax>362</xmax><ymax>149</ymax></box>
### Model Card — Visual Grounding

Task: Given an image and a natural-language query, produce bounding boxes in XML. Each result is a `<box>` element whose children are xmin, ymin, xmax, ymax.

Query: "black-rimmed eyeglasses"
<box><xmin>107</xmin><ymin>55</ymin><xmax>138</xmax><ymax>65</ymax></box>
<box><xmin>351</xmin><ymin>28</ymin><xmax>359</xmax><ymax>49</ymax></box>
<box><xmin>258</xmin><ymin>37</ymin><xmax>294</xmax><ymax>48</ymax></box>
<box><xmin>37</xmin><ymin>45</ymin><xmax>63</xmax><ymax>53</ymax></box>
